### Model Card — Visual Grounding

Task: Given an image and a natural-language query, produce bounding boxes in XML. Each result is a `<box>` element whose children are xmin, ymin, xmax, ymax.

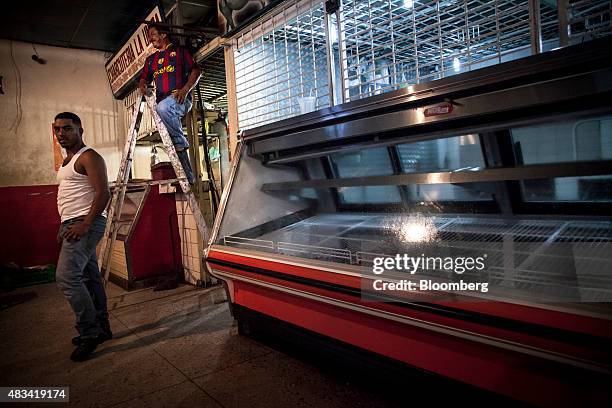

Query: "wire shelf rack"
<box><xmin>221</xmin><ymin>213</ymin><xmax>612</xmax><ymax>301</ymax></box>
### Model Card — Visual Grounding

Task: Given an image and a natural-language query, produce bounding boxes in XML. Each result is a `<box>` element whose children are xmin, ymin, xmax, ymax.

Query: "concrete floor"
<box><xmin>0</xmin><ymin>282</ymin><xmax>505</xmax><ymax>407</ymax></box>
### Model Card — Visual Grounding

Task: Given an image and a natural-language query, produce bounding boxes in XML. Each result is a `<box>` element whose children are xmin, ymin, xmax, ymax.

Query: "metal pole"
<box><xmin>176</xmin><ymin>0</ymin><xmax>185</xmax><ymax>47</ymax></box>
<box><xmin>558</xmin><ymin>0</ymin><xmax>570</xmax><ymax>47</ymax></box>
<box><xmin>335</xmin><ymin>8</ymin><xmax>349</xmax><ymax>103</ymax></box>
<box><xmin>323</xmin><ymin>6</ymin><xmax>336</xmax><ymax>106</ymax></box>
<box><xmin>529</xmin><ymin>0</ymin><xmax>542</xmax><ymax>54</ymax></box>
<box><xmin>184</xmin><ymin>98</ymin><xmax>200</xmax><ymax>197</ymax></box>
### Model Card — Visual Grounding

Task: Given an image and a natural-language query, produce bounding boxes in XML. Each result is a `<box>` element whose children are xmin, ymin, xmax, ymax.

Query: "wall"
<box><xmin>0</xmin><ymin>39</ymin><xmax>126</xmax><ymax>187</ymax></box>
<box><xmin>176</xmin><ymin>195</ymin><xmax>203</xmax><ymax>285</ymax></box>
<box><xmin>133</xmin><ymin>143</ymin><xmax>171</xmax><ymax>180</ymax></box>
<box><xmin>0</xmin><ymin>40</ymin><xmax>126</xmax><ymax>267</ymax></box>
<box><xmin>0</xmin><ymin>185</ymin><xmax>60</xmax><ymax>267</ymax></box>
<box><xmin>129</xmin><ymin>186</ymin><xmax>183</xmax><ymax>284</ymax></box>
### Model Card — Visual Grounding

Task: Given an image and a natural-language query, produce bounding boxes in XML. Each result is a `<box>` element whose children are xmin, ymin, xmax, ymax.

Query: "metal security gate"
<box><xmin>232</xmin><ymin>0</ymin><xmax>612</xmax><ymax>129</ymax></box>
<box><xmin>233</xmin><ymin>0</ymin><xmax>330</xmax><ymax>130</ymax></box>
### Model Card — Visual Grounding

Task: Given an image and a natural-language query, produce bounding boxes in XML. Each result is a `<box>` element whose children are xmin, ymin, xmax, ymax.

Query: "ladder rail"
<box><xmin>99</xmin><ymin>97</ymin><xmax>145</xmax><ymax>283</ymax></box>
<box><xmin>99</xmin><ymin>92</ymin><xmax>211</xmax><ymax>286</ymax></box>
<box><xmin>144</xmin><ymin>94</ymin><xmax>211</xmax><ymax>244</ymax></box>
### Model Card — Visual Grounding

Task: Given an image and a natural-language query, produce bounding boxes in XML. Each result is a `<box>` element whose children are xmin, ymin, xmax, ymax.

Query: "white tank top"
<box><xmin>57</xmin><ymin>146</ymin><xmax>107</xmax><ymax>222</ymax></box>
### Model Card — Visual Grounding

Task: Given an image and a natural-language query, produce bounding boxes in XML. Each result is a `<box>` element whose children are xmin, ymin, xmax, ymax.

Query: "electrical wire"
<box><xmin>8</xmin><ymin>41</ymin><xmax>23</xmax><ymax>132</ymax></box>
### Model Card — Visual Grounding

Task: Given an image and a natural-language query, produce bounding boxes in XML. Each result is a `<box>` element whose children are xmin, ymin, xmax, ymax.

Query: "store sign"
<box><xmin>423</xmin><ymin>102</ymin><xmax>454</xmax><ymax>117</ymax></box>
<box><xmin>105</xmin><ymin>7</ymin><xmax>161</xmax><ymax>97</ymax></box>
<box><xmin>217</xmin><ymin>0</ymin><xmax>283</xmax><ymax>36</ymax></box>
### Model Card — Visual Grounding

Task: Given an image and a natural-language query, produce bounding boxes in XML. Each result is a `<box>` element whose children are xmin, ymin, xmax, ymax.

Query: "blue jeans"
<box><xmin>56</xmin><ymin>215</ymin><xmax>108</xmax><ymax>339</ymax></box>
<box><xmin>156</xmin><ymin>95</ymin><xmax>195</xmax><ymax>184</ymax></box>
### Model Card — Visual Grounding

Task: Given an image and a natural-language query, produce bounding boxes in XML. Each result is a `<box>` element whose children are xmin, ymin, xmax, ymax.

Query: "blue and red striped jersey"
<box><xmin>140</xmin><ymin>45</ymin><xmax>196</xmax><ymax>102</ymax></box>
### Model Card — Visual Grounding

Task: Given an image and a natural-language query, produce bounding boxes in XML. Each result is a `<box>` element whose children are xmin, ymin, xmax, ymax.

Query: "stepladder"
<box><xmin>98</xmin><ymin>92</ymin><xmax>211</xmax><ymax>286</ymax></box>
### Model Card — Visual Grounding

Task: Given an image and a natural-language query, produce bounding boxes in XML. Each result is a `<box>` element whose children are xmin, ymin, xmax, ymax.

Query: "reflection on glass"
<box><xmin>384</xmin><ymin>214</ymin><xmax>438</xmax><ymax>244</ymax></box>
<box><xmin>398</xmin><ymin>135</ymin><xmax>491</xmax><ymax>202</ymax></box>
<box><xmin>522</xmin><ymin>176</ymin><xmax>612</xmax><ymax>202</ymax></box>
<box><xmin>330</xmin><ymin>147</ymin><xmax>401</xmax><ymax>204</ymax></box>
<box><xmin>409</xmin><ymin>184</ymin><xmax>492</xmax><ymax>202</ymax></box>
<box><xmin>513</xmin><ymin>115</ymin><xmax>612</xmax><ymax>201</ymax></box>
<box><xmin>397</xmin><ymin>134</ymin><xmax>484</xmax><ymax>172</ymax></box>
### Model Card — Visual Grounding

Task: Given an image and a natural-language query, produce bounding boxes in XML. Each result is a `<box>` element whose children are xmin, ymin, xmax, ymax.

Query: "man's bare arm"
<box><xmin>82</xmin><ymin>151</ymin><xmax>110</xmax><ymax>226</ymax></box>
<box><xmin>64</xmin><ymin>151</ymin><xmax>110</xmax><ymax>241</ymax></box>
<box><xmin>176</xmin><ymin>66</ymin><xmax>202</xmax><ymax>103</ymax></box>
<box><xmin>184</xmin><ymin>66</ymin><xmax>202</xmax><ymax>93</ymax></box>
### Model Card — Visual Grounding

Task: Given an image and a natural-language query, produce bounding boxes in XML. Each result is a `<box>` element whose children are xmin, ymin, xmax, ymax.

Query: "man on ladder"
<box><xmin>138</xmin><ymin>23</ymin><xmax>201</xmax><ymax>184</ymax></box>
<box><xmin>99</xmin><ymin>22</ymin><xmax>211</xmax><ymax>289</ymax></box>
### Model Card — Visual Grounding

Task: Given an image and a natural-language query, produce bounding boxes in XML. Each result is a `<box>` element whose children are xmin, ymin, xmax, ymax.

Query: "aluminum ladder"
<box><xmin>98</xmin><ymin>93</ymin><xmax>210</xmax><ymax>285</ymax></box>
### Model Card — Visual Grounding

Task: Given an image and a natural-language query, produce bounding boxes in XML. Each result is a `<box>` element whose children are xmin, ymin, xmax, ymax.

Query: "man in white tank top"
<box><xmin>54</xmin><ymin>112</ymin><xmax>111</xmax><ymax>362</ymax></box>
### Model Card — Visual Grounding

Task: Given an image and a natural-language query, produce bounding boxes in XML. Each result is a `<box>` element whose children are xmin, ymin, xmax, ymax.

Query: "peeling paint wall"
<box><xmin>0</xmin><ymin>40</ymin><xmax>126</xmax><ymax>187</ymax></box>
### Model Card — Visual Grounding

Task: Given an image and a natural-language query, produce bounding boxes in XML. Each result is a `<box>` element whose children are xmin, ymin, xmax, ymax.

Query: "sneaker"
<box><xmin>72</xmin><ymin>322</ymin><xmax>112</xmax><ymax>345</ymax></box>
<box><xmin>71</xmin><ymin>330</ymin><xmax>112</xmax><ymax>346</ymax></box>
<box><xmin>70</xmin><ymin>338</ymin><xmax>99</xmax><ymax>362</ymax></box>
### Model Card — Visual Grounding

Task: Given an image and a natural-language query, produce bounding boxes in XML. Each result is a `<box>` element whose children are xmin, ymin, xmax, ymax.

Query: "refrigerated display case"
<box><xmin>205</xmin><ymin>38</ymin><xmax>612</xmax><ymax>405</ymax></box>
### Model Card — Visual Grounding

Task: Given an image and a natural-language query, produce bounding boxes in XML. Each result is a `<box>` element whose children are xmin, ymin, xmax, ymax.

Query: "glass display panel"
<box><xmin>512</xmin><ymin>115</ymin><xmax>612</xmax><ymax>202</ymax></box>
<box><xmin>214</xmin><ymin>117</ymin><xmax>612</xmax><ymax>305</ymax></box>
<box><xmin>329</xmin><ymin>147</ymin><xmax>402</xmax><ymax>204</ymax></box>
<box><xmin>407</xmin><ymin>184</ymin><xmax>492</xmax><ymax>202</ymax></box>
<box><xmin>397</xmin><ymin>134</ymin><xmax>492</xmax><ymax>202</ymax></box>
<box><xmin>397</xmin><ymin>134</ymin><xmax>485</xmax><ymax>172</ymax></box>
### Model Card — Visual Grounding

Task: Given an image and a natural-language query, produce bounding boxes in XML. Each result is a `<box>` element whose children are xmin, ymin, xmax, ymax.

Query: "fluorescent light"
<box><xmin>404</xmin><ymin>0</ymin><xmax>414</xmax><ymax>8</ymax></box>
<box><xmin>453</xmin><ymin>57</ymin><xmax>461</xmax><ymax>72</ymax></box>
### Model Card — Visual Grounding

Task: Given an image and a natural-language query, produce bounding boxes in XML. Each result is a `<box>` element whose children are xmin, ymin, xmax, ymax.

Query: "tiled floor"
<box><xmin>0</xmin><ymin>282</ymin><xmax>501</xmax><ymax>407</ymax></box>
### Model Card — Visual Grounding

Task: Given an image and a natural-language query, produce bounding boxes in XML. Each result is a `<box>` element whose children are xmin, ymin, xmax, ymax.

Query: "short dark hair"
<box><xmin>147</xmin><ymin>23</ymin><xmax>170</xmax><ymax>35</ymax></box>
<box><xmin>147</xmin><ymin>23</ymin><xmax>173</xmax><ymax>41</ymax></box>
<box><xmin>54</xmin><ymin>112</ymin><xmax>82</xmax><ymax>127</ymax></box>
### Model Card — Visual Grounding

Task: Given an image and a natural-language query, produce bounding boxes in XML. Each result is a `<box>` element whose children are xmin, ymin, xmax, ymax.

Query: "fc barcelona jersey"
<box><xmin>140</xmin><ymin>45</ymin><xmax>195</xmax><ymax>102</ymax></box>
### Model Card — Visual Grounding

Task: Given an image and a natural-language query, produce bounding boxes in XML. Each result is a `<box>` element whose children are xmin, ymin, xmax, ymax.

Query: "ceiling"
<box><xmin>2</xmin><ymin>0</ymin><xmax>218</xmax><ymax>53</ymax></box>
<box><xmin>2</xmin><ymin>0</ymin><xmax>228</xmax><ymax>109</ymax></box>
<box><xmin>197</xmin><ymin>48</ymin><xmax>227</xmax><ymax>110</ymax></box>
